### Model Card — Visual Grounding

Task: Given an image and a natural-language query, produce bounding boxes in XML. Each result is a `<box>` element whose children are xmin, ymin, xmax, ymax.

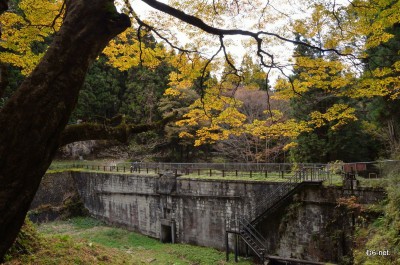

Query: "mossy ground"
<box><xmin>4</xmin><ymin>217</ymin><xmax>253</xmax><ymax>265</ymax></box>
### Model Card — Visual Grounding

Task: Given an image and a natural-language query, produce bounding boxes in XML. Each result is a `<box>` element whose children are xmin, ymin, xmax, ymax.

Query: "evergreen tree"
<box><xmin>120</xmin><ymin>61</ymin><xmax>172</xmax><ymax>123</ymax></box>
<box><xmin>290</xmin><ymin>35</ymin><xmax>380</xmax><ymax>162</ymax></box>
<box><xmin>70</xmin><ymin>56</ymin><xmax>126</xmax><ymax>122</ymax></box>
<box><xmin>364</xmin><ymin>23</ymin><xmax>400</xmax><ymax>156</ymax></box>
<box><xmin>241</xmin><ymin>55</ymin><xmax>268</xmax><ymax>90</ymax></box>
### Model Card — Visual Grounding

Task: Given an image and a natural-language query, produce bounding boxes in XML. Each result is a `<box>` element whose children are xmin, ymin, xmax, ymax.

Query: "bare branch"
<box><xmin>50</xmin><ymin>1</ymin><xmax>66</xmax><ymax>31</ymax></box>
<box><xmin>264</xmin><ymin>68</ymin><xmax>274</xmax><ymax>118</ymax></box>
<box><xmin>199</xmin><ymin>46</ymin><xmax>222</xmax><ymax>97</ymax></box>
<box><xmin>137</xmin><ymin>24</ymin><xmax>144</xmax><ymax>65</ymax></box>
<box><xmin>198</xmin><ymin>46</ymin><xmax>222</xmax><ymax>119</ymax></box>
<box><xmin>134</xmin><ymin>16</ymin><xmax>197</xmax><ymax>54</ymax></box>
<box><xmin>218</xmin><ymin>35</ymin><xmax>242</xmax><ymax>99</ymax></box>
<box><xmin>140</xmin><ymin>0</ymin><xmax>356</xmax><ymax>58</ymax></box>
<box><xmin>331</xmin><ymin>0</ymin><xmax>345</xmax><ymax>39</ymax></box>
<box><xmin>212</xmin><ymin>0</ymin><xmax>219</xmax><ymax>15</ymax></box>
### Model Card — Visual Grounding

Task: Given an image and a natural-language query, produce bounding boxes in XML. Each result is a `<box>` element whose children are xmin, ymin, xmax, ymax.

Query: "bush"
<box><xmin>353</xmin><ymin>173</ymin><xmax>400</xmax><ymax>264</ymax></box>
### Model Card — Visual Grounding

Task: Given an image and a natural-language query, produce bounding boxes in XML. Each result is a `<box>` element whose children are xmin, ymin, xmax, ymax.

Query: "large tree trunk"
<box><xmin>0</xmin><ymin>0</ymin><xmax>130</xmax><ymax>260</ymax></box>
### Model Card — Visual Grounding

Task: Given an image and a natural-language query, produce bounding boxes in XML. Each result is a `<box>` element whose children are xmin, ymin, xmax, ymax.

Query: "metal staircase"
<box><xmin>238</xmin><ymin>217</ymin><xmax>268</xmax><ymax>260</ymax></box>
<box><xmin>232</xmin><ymin>168</ymin><xmax>326</xmax><ymax>263</ymax></box>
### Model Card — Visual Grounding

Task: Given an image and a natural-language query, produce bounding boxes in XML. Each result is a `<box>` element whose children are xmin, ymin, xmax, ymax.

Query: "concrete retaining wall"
<box><xmin>32</xmin><ymin>171</ymin><xmax>386</xmax><ymax>263</ymax></box>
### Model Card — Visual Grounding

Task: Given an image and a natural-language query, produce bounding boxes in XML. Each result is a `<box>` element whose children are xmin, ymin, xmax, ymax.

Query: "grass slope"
<box><xmin>5</xmin><ymin>217</ymin><xmax>253</xmax><ymax>265</ymax></box>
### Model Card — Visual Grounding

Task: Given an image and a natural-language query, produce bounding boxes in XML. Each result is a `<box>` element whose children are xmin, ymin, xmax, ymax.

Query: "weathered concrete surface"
<box><xmin>72</xmin><ymin>172</ymin><xmax>162</xmax><ymax>238</ymax></box>
<box><xmin>33</xmin><ymin>172</ymin><xmax>386</xmax><ymax>263</ymax></box>
<box><xmin>257</xmin><ymin>185</ymin><xmax>386</xmax><ymax>263</ymax></box>
<box><xmin>29</xmin><ymin>172</ymin><xmax>85</xmax><ymax>222</ymax></box>
<box><xmin>72</xmin><ymin>172</ymin><xmax>291</xmax><ymax>249</ymax></box>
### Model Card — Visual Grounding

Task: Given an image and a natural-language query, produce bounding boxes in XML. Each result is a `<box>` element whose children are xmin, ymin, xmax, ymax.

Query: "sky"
<box><xmin>125</xmin><ymin>0</ymin><xmax>349</xmax><ymax>85</ymax></box>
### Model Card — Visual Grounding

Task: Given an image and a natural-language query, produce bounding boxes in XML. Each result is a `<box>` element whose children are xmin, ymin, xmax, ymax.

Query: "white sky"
<box><xmin>125</xmin><ymin>0</ymin><xmax>349</xmax><ymax>84</ymax></box>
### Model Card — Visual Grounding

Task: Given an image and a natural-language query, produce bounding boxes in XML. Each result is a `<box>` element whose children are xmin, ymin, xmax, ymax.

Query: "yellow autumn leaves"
<box><xmin>1</xmin><ymin>0</ymin><xmax>399</xmax><ymax>151</ymax></box>
<box><xmin>0</xmin><ymin>0</ymin><xmax>63</xmax><ymax>75</ymax></box>
<box><xmin>103</xmin><ymin>28</ymin><xmax>165</xmax><ymax>71</ymax></box>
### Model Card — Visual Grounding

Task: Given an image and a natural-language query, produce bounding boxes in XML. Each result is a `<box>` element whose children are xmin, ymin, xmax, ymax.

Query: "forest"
<box><xmin>0</xmin><ymin>0</ymin><xmax>400</xmax><ymax>262</ymax></box>
<box><xmin>1</xmin><ymin>0</ymin><xmax>399</xmax><ymax>164</ymax></box>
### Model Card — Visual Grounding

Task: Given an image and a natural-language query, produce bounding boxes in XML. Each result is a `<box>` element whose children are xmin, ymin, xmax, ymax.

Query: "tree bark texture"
<box><xmin>0</xmin><ymin>0</ymin><xmax>130</xmax><ymax>259</ymax></box>
<box><xmin>0</xmin><ymin>0</ymin><xmax>8</xmax><ymax>15</ymax></box>
<box><xmin>60</xmin><ymin>112</ymin><xmax>177</xmax><ymax>146</ymax></box>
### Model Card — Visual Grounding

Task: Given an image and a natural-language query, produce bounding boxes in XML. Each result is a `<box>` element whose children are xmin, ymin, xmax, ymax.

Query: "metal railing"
<box><xmin>252</xmin><ymin>168</ymin><xmax>326</xmax><ymax>221</ymax></box>
<box><xmin>49</xmin><ymin>160</ymin><xmax>400</xmax><ymax>178</ymax></box>
<box><xmin>238</xmin><ymin>217</ymin><xmax>268</xmax><ymax>261</ymax></box>
<box><xmin>48</xmin><ymin>161</ymin><xmax>333</xmax><ymax>180</ymax></box>
<box><xmin>133</xmin><ymin>162</ymin><xmax>327</xmax><ymax>172</ymax></box>
<box><xmin>225</xmin><ymin>167</ymin><xmax>326</xmax><ymax>233</ymax></box>
<box><xmin>228</xmin><ymin>167</ymin><xmax>327</xmax><ymax>261</ymax></box>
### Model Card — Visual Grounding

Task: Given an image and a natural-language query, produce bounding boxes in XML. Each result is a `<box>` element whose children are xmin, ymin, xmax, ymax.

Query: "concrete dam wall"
<box><xmin>31</xmin><ymin>172</ymin><xmax>386</xmax><ymax>263</ymax></box>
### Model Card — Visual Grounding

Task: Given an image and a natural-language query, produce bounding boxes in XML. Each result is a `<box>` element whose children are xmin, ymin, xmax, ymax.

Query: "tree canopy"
<box><xmin>1</xmin><ymin>0</ymin><xmax>399</xmax><ymax>156</ymax></box>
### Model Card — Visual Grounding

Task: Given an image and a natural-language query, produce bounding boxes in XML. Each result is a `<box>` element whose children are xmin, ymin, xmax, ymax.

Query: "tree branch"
<box><xmin>0</xmin><ymin>64</ymin><xmax>8</xmax><ymax>98</ymax></box>
<box><xmin>140</xmin><ymin>0</ymin><xmax>355</xmax><ymax>58</ymax></box>
<box><xmin>60</xmin><ymin>112</ymin><xmax>177</xmax><ymax>146</ymax></box>
<box><xmin>0</xmin><ymin>0</ymin><xmax>8</xmax><ymax>15</ymax></box>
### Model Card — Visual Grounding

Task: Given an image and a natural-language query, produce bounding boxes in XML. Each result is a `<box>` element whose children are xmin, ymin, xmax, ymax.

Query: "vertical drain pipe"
<box><xmin>225</xmin><ymin>231</ymin><xmax>229</xmax><ymax>261</ymax></box>
<box><xmin>234</xmin><ymin>234</ymin><xmax>239</xmax><ymax>262</ymax></box>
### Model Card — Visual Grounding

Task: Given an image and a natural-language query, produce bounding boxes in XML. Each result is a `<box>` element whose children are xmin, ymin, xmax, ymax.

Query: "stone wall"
<box><xmin>257</xmin><ymin>185</ymin><xmax>386</xmax><ymax>263</ymax></box>
<box><xmin>71</xmin><ymin>172</ymin><xmax>291</xmax><ymax>250</ymax></box>
<box><xmin>32</xmin><ymin>171</ymin><xmax>386</xmax><ymax>263</ymax></box>
<box><xmin>30</xmin><ymin>172</ymin><xmax>84</xmax><ymax>222</ymax></box>
<box><xmin>72</xmin><ymin>172</ymin><xmax>162</xmax><ymax>238</ymax></box>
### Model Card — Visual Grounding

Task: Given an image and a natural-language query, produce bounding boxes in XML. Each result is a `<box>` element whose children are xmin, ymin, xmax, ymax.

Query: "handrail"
<box><xmin>238</xmin><ymin>218</ymin><xmax>268</xmax><ymax>259</ymax></box>
<box><xmin>239</xmin><ymin>217</ymin><xmax>268</xmax><ymax>248</ymax></box>
<box><xmin>48</xmin><ymin>162</ymin><xmax>331</xmax><ymax>182</ymax></box>
<box><xmin>230</xmin><ymin>167</ymin><xmax>327</xmax><ymax>261</ymax></box>
<box><xmin>251</xmin><ymin>176</ymin><xmax>299</xmax><ymax>218</ymax></box>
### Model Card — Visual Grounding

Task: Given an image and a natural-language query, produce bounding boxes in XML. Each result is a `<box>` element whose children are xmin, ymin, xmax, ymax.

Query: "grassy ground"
<box><xmin>49</xmin><ymin>160</ymin><xmax>343</xmax><ymax>184</ymax></box>
<box><xmin>48</xmin><ymin>160</ymin><xmax>389</xmax><ymax>186</ymax></box>
<box><xmin>5</xmin><ymin>217</ymin><xmax>253</xmax><ymax>265</ymax></box>
<box><xmin>357</xmin><ymin>177</ymin><xmax>389</xmax><ymax>188</ymax></box>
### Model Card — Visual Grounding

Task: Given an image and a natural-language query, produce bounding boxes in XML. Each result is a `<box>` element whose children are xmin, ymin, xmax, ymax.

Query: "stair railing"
<box><xmin>228</xmin><ymin>167</ymin><xmax>327</xmax><ymax>261</ymax></box>
<box><xmin>238</xmin><ymin>217</ymin><xmax>268</xmax><ymax>259</ymax></box>
<box><xmin>251</xmin><ymin>167</ymin><xmax>327</xmax><ymax>223</ymax></box>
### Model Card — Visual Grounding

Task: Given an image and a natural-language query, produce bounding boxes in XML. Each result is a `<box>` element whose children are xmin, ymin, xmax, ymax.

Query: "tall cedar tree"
<box><xmin>290</xmin><ymin>35</ymin><xmax>380</xmax><ymax>162</ymax></box>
